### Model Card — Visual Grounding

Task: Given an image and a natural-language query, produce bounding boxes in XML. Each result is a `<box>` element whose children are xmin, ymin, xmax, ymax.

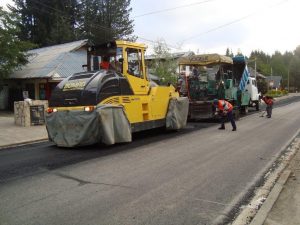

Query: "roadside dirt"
<box><xmin>263</xmin><ymin>138</ymin><xmax>300</xmax><ymax>225</ymax></box>
<box><xmin>230</xmin><ymin>137</ymin><xmax>300</xmax><ymax>225</ymax></box>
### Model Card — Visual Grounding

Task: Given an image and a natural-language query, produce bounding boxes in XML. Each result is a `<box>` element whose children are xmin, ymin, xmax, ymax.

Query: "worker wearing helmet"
<box><xmin>213</xmin><ymin>99</ymin><xmax>237</xmax><ymax>131</ymax></box>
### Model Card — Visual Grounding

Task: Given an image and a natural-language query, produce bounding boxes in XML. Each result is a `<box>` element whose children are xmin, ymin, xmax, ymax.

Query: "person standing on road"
<box><xmin>262</xmin><ymin>96</ymin><xmax>273</xmax><ymax>118</ymax></box>
<box><xmin>213</xmin><ymin>99</ymin><xmax>237</xmax><ymax>131</ymax></box>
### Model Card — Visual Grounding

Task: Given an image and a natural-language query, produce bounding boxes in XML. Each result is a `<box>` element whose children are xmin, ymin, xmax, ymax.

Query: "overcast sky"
<box><xmin>1</xmin><ymin>0</ymin><xmax>299</xmax><ymax>56</ymax></box>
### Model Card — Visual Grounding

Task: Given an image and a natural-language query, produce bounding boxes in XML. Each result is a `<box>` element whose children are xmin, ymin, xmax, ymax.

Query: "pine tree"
<box><xmin>225</xmin><ymin>48</ymin><xmax>230</xmax><ymax>56</ymax></box>
<box><xmin>11</xmin><ymin>0</ymin><xmax>135</xmax><ymax>46</ymax></box>
<box><xmin>11</xmin><ymin>0</ymin><xmax>79</xmax><ymax>47</ymax></box>
<box><xmin>289</xmin><ymin>46</ymin><xmax>300</xmax><ymax>90</ymax></box>
<box><xmin>0</xmin><ymin>7</ymin><xmax>35</xmax><ymax>80</ymax></box>
<box><xmin>79</xmin><ymin>0</ymin><xmax>136</xmax><ymax>44</ymax></box>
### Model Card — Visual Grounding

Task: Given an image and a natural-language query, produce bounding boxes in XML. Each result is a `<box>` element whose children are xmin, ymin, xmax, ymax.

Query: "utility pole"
<box><xmin>271</xmin><ymin>67</ymin><xmax>273</xmax><ymax>79</ymax></box>
<box><xmin>270</xmin><ymin>67</ymin><xmax>273</xmax><ymax>90</ymax></box>
<box><xmin>254</xmin><ymin>58</ymin><xmax>257</xmax><ymax>79</ymax></box>
<box><xmin>288</xmin><ymin>68</ymin><xmax>290</xmax><ymax>93</ymax></box>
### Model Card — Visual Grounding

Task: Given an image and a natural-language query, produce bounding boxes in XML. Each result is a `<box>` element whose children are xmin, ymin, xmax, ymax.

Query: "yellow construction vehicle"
<box><xmin>46</xmin><ymin>40</ymin><xmax>188</xmax><ymax>147</ymax></box>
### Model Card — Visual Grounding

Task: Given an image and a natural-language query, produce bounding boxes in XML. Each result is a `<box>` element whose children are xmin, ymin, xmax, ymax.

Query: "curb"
<box><xmin>249</xmin><ymin>169</ymin><xmax>291</xmax><ymax>225</ymax></box>
<box><xmin>0</xmin><ymin>138</ymin><xmax>49</xmax><ymax>150</ymax></box>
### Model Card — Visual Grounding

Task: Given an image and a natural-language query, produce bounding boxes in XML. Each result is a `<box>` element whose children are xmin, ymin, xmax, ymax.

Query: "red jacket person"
<box><xmin>262</xmin><ymin>96</ymin><xmax>273</xmax><ymax>118</ymax></box>
<box><xmin>213</xmin><ymin>99</ymin><xmax>237</xmax><ymax>131</ymax></box>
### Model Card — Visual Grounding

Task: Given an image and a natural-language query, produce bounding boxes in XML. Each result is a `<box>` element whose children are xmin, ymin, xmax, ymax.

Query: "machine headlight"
<box><xmin>84</xmin><ymin>106</ymin><xmax>95</xmax><ymax>112</ymax></box>
<box><xmin>47</xmin><ymin>108</ymin><xmax>57</xmax><ymax>113</ymax></box>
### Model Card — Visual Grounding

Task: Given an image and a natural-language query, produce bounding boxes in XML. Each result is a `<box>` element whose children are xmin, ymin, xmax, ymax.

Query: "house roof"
<box><xmin>248</xmin><ymin>67</ymin><xmax>266</xmax><ymax>79</ymax></box>
<box><xmin>145</xmin><ymin>51</ymin><xmax>194</xmax><ymax>60</ymax></box>
<box><xmin>10</xmin><ymin>40</ymin><xmax>88</xmax><ymax>80</ymax></box>
<box><xmin>266</xmin><ymin>76</ymin><xmax>282</xmax><ymax>88</ymax></box>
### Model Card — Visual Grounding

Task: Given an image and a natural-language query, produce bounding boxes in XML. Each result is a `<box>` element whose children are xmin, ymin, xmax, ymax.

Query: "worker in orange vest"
<box><xmin>213</xmin><ymin>99</ymin><xmax>237</xmax><ymax>131</ymax></box>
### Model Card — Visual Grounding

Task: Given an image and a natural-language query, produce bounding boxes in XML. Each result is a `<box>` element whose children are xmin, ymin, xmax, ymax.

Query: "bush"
<box><xmin>266</xmin><ymin>89</ymin><xmax>288</xmax><ymax>97</ymax></box>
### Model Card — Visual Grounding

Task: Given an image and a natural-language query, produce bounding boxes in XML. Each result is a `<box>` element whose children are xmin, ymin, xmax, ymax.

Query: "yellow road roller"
<box><xmin>46</xmin><ymin>40</ymin><xmax>188</xmax><ymax>147</ymax></box>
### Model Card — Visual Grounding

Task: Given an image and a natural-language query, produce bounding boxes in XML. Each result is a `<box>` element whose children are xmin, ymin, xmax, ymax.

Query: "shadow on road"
<box><xmin>0</xmin><ymin>123</ymin><xmax>214</xmax><ymax>183</ymax></box>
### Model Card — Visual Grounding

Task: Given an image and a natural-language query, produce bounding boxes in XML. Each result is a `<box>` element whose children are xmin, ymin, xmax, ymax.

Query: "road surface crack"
<box><xmin>54</xmin><ymin>172</ymin><xmax>135</xmax><ymax>189</ymax></box>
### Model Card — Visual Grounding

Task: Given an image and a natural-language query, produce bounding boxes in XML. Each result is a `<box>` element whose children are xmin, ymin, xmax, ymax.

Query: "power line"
<box><xmin>21</xmin><ymin>0</ymin><xmax>181</xmax><ymax>50</ymax></box>
<box><xmin>136</xmin><ymin>36</ymin><xmax>181</xmax><ymax>50</ymax></box>
<box><xmin>181</xmin><ymin>0</ymin><xmax>289</xmax><ymax>42</ymax></box>
<box><xmin>132</xmin><ymin>0</ymin><xmax>217</xmax><ymax>18</ymax></box>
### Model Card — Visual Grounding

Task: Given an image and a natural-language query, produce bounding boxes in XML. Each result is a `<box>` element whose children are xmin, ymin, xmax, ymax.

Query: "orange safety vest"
<box><xmin>217</xmin><ymin>100</ymin><xmax>233</xmax><ymax>112</ymax></box>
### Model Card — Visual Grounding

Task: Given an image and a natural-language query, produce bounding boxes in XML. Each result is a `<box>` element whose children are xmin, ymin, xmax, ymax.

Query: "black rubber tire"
<box><xmin>255</xmin><ymin>102</ymin><xmax>260</xmax><ymax>111</ymax></box>
<box><xmin>233</xmin><ymin>109</ymin><xmax>240</xmax><ymax>120</ymax></box>
<box><xmin>241</xmin><ymin>106</ymin><xmax>248</xmax><ymax>115</ymax></box>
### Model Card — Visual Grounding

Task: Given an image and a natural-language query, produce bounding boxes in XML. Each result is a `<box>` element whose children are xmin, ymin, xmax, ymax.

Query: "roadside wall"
<box><xmin>14</xmin><ymin>100</ymin><xmax>48</xmax><ymax>127</ymax></box>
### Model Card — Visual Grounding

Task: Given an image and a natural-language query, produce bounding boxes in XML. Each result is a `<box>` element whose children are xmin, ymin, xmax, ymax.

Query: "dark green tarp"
<box><xmin>45</xmin><ymin>105</ymin><xmax>132</xmax><ymax>147</ymax></box>
<box><xmin>46</xmin><ymin>97</ymin><xmax>188</xmax><ymax>147</ymax></box>
<box><xmin>166</xmin><ymin>97</ymin><xmax>189</xmax><ymax>130</ymax></box>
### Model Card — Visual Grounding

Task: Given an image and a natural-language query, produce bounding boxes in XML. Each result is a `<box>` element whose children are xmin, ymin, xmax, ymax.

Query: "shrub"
<box><xmin>266</xmin><ymin>89</ymin><xmax>288</xmax><ymax>97</ymax></box>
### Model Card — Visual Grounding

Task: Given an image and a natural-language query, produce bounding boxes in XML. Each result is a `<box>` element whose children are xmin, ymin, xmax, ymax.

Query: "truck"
<box><xmin>177</xmin><ymin>54</ymin><xmax>258</xmax><ymax>120</ymax></box>
<box><xmin>233</xmin><ymin>56</ymin><xmax>260</xmax><ymax>112</ymax></box>
<box><xmin>45</xmin><ymin>40</ymin><xmax>189</xmax><ymax>147</ymax></box>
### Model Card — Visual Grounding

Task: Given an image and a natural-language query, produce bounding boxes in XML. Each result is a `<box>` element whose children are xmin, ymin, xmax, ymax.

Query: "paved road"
<box><xmin>0</xmin><ymin>97</ymin><xmax>300</xmax><ymax>225</ymax></box>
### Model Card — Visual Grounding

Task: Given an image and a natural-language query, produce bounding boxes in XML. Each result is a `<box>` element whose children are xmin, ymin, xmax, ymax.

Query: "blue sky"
<box><xmin>1</xmin><ymin>0</ymin><xmax>299</xmax><ymax>56</ymax></box>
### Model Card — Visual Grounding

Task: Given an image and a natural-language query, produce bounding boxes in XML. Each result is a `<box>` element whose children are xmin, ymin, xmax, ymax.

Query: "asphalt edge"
<box><xmin>249</xmin><ymin>169</ymin><xmax>291</xmax><ymax>225</ymax></box>
<box><xmin>0</xmin><ymin>138</ymin><xmax>49</xmax><ymax>150</ymax></box>
<box><xmin>218</xmin><ymin>128</ymin><xmax>300</xmax><ymax>225</ymax></box>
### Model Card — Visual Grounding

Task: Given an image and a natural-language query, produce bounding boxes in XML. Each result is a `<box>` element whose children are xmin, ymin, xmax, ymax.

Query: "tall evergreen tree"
<box><xmin>0</xmin><ymin>7</ymin><xmax>35</xmax><ymax>80</ymax></box>
<box><xmin>250</xmin><ymin>50</ymin><xmax>271</xmax><ymax>75</ymax></box>
<box><xmin>225</xmin><ymin>48</ymin><xmax>233</xmax><ymax>57</ymax></box>
<box><xmin>250</xmin><ymin>48</ymin><xmax>300</xmax><ymax>90</ymax></box>
<box><xmin>289</xmin><ymin>46</ymin><xmax>300</xmax><ymax>90</ymax></box>
<box><xmin>10</xmin><ymin>0</ymin><xmax>79</xmax><ymax>47</ymax></box>
<box><xmin>47</xmin><ymin>0</ymin><xmax>79</xmax><ymax>45</ymax></box>
<box><xmin>10</xmin><ymin>0</ymin><xmax>135</xmax><ymax>47</ymax></box>
<box><xmin>79</xmin><ymin>0</ymin><xmax>135</xmax><ymax>44</ymax></box>
<box><xmin>225</xmin><ymin>48</ymin><xmax>230</xmax><ymax>56</ymax></box>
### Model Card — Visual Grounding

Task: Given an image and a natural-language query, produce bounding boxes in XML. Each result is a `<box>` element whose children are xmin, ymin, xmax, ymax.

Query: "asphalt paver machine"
<box><xmin>178</xmin><ymin>54</ymin><xmax>250</xmax><ymax>120</ymax></box>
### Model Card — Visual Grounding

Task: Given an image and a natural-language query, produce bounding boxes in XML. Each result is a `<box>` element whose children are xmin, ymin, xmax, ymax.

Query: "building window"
<box><xmin>127</xmin><ymin>48</ymin><xmax>143</xmax><ymax>78</ymax></box>
<box><xmin>39</xmin><ymin>84</ymin><xmax>46</xmax><ymax>100</ymax></box>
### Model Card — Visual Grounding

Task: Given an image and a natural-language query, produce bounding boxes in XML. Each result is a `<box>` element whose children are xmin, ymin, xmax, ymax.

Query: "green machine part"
<box><xmin>207</xmin><ymin>80</ymin><xmax>217</xmax><ymax>96</ymax></box>
<box><xmin>224</xmin><ymin>79</ymin><xmax>237</xmax><ymax>101</ymax></box>
<box><xmin>241</xmin><ymin>91</ymin><xmax>250</xmax><ymax>106</ymax></box>
<box><xmin>217</xmin><ymin>84</ymin><xmax>225</xmax><ymax>99</ymax></box>
<box><xmin>188</xmin><ymin>79</ymin><xmax>209</xmax><ymax>100</ymax></box>
<box><xmin>216</xmin><ymin>78</ymin><xmax>250</xmax><ymax>107</ymax></box>
<box><xmin>236</xmin><ymin>90</ymin><xmax>250</xmax><ymax>106</ymax></box>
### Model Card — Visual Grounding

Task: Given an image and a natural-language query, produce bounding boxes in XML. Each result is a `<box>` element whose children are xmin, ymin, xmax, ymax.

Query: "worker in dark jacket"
<box><xmin>262</xmin><ymin>96</ymin><xmax>273</xmax><ymax>118</ymax></box>
<box><xmin>213</xmin><ymin>99</ymin><xmax>237</xmax><ymax>131</ymax></box>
